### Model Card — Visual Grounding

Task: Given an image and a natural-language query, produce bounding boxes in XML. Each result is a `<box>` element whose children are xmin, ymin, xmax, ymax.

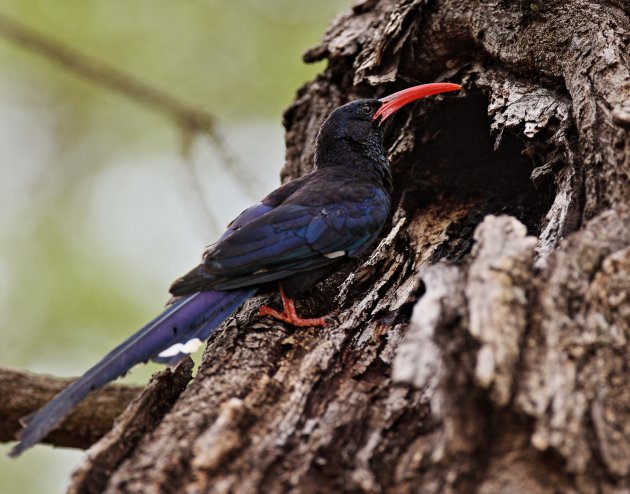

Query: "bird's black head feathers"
<box><xmin>314</xmin><ymin>99</ymin><xmax>389</xmax><ymax>174</ymax></box>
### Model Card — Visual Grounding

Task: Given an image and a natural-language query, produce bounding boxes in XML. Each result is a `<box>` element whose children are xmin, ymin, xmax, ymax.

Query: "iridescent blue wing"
<box><xmin>199</xmin><ymin>181</ymin><xmax>390</xmax><ymax>290</ymax></box>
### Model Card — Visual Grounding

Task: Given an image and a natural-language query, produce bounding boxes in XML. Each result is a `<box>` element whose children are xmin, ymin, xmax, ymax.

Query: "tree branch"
<box><xmin>0</xmin><ymin>366</ymin><xmax>141</xmax><ymax>450</ymax></box>
<box><xmin>0</xmin><ymin>12</ymin><xmax>217</xmax><ymax>139</ymax></box>
<box><xmin>0</xmin><ymin>10</ymin><xmax>249</xmax><ymax>233</ymax></box>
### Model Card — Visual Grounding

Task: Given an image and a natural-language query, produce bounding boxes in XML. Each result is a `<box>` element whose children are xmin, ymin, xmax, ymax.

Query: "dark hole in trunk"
<box><xmin>390</xmin><ymin>92</ymin><xmax>554</xmax><ymax>262</ymax></box>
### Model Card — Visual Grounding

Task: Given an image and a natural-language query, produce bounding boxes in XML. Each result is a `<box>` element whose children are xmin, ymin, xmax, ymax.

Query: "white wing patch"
<box><xmin>158</xmin><ymin>338</ymin><xmax>203</xmax><ymax>358</ymax></box>
<box><xmin>324</xmin><ymin>250</ymin><xmax>345</xmax><ymax>259</ymax></box>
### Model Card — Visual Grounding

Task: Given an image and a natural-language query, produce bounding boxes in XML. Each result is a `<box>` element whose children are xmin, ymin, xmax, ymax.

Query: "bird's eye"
<box><xmin>361</xmin><ymin>104</ymin><xmax>372</xmax><ymax>115</ymax></box>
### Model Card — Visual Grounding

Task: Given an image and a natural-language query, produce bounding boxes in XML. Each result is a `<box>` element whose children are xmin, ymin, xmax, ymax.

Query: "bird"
<box><xmin>9</xmin><ymin>82</ymin><xmax>461</xmax><ymax>457</ymax></box>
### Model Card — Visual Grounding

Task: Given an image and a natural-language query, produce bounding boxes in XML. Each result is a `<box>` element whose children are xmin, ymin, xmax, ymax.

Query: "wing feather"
<box><xmin>171</xmin><ymin>173</ymin><xmax>390</xmax><ymax>296</ymax></box>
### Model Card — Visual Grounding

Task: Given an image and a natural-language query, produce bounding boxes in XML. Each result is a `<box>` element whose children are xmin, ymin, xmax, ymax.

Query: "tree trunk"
<box><xmin>68</xmin><ymin>1</ymin><xmax>630</xmax><ymax>492</ymax></box>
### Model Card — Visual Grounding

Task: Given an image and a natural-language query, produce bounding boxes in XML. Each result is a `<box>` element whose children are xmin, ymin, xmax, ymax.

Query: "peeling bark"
<box><xmin>33</xmin><ymin>1</ymin><xmax>630</xmax><ymax>492</ymax></box>
<box><xmin>68</xmin><ymin>359</ymin><xmax>193</xmax><ymax>494</ymax></box>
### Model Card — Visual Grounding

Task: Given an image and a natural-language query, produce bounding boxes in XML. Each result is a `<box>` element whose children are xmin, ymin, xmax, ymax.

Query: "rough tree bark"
<box><xmin>33</xmin><ymin>1</ymin><xmax>630</xmax><ymax>492</ymax></box>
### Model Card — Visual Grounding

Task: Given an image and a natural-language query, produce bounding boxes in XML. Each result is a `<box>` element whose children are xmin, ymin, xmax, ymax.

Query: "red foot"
<box><xmin>258</xmin><ymin>286</ymin><xmax>328</xmax><ymax>327</ymax></box>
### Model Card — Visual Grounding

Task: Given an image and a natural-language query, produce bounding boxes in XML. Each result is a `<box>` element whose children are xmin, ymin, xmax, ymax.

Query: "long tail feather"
<box><xmin>9</xmin><ymin>288</ymin><xmax>256</xmax><ymax>457</ymax></box>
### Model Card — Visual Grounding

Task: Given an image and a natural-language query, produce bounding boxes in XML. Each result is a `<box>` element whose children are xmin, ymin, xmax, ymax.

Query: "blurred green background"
<box><xmin>0</xmin><ymin>1</ymin><xmax>347</xmax><ymax>492</ymax></box>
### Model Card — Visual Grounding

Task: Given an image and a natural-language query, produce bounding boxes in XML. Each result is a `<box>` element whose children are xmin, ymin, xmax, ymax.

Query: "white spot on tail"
<box><xmin>324</xmin><ymin>250</ymin><xmax>345</xmax><ymax>259</ymax></box>
<box><xmin>158</xmin><ymin>338</ymin><xmax>203</xmax><ymax>358</ymax></box>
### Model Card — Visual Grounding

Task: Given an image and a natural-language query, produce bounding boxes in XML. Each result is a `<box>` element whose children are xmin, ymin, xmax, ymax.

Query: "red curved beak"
<box><xmin>373</xmin><ymin>82</ymin><xmax>462</xmax><ymax>124</ymax></box>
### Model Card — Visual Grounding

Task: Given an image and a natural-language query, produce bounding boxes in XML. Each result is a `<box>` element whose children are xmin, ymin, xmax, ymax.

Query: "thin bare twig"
<box><xmin>0</xmin><ymin>11</ymin><xmax>260</xmax><ymax>228</ymax></box>
<box><xmin>0</xmin><ymin>12</ymin><xmax>217</xmax><ymax>139</ymax></box>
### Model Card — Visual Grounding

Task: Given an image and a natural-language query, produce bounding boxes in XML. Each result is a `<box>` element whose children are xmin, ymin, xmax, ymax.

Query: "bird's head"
<box><xmin>314</xmin><ymin>83</ymin><xmax>461</xmax><ymax>171</ymax></box>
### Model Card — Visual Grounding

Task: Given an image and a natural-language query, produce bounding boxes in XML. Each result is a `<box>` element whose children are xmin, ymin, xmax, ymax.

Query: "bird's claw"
<box><xmin>258</xmin><ymin>305</ymin><xmax>328</xmax><ymax>327</ymax></box>
<box><xmin>258</xmin><ymin>286</ymin><xmax>329</xmax><ymax>327</ymax></box>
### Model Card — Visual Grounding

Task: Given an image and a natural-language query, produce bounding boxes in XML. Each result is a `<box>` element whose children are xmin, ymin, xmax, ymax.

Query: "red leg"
<box><xmin>258</xmin><ymin>285</ymin><xmax>328</xmax><ymax>327</ymax></box>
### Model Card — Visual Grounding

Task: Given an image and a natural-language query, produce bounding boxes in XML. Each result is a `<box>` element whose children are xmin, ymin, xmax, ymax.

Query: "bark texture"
<box><xmin>61</xmin><ymin>0</ymin><xmax>630</xmax><ymax>492</ymax></box>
